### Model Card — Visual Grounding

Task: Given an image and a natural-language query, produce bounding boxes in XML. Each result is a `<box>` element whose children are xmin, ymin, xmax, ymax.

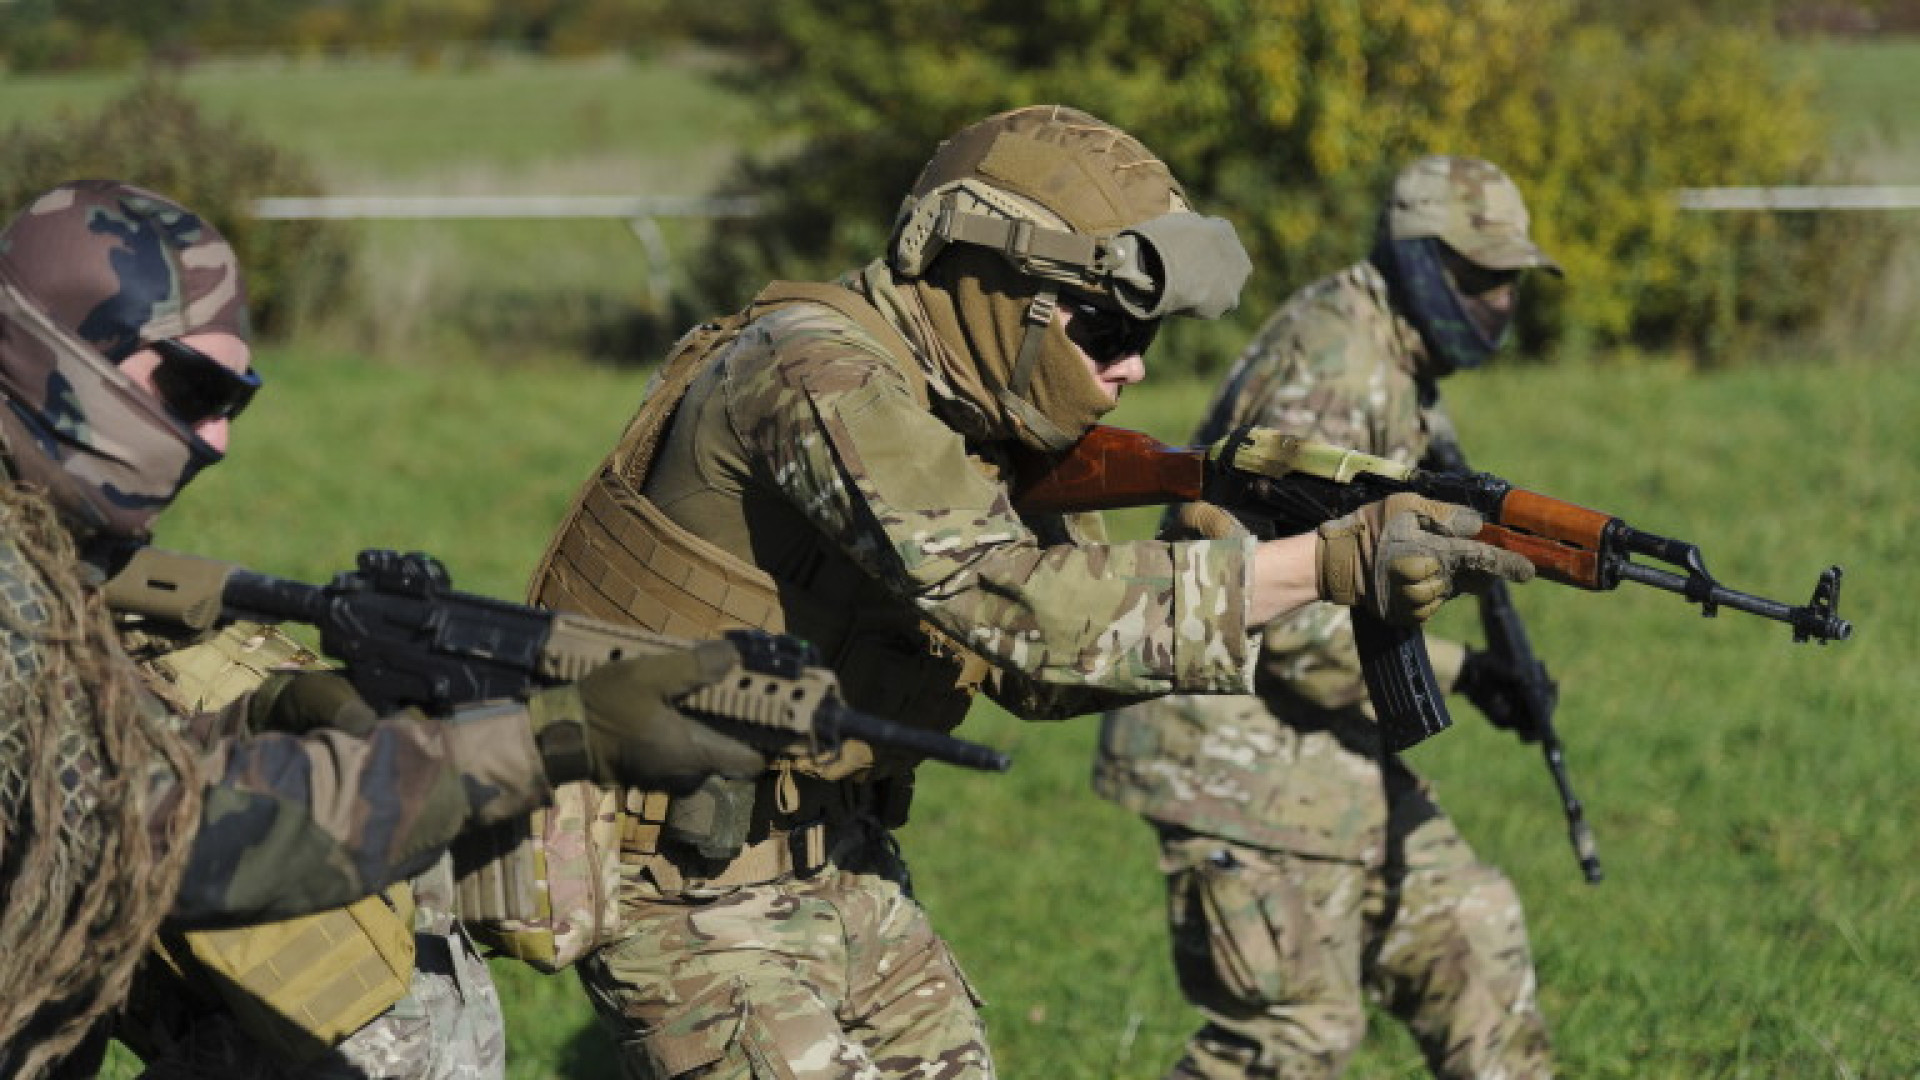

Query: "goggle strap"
<box><xmin>1008</xmin><ymin>290</ymin><xmax>1057</xmax><ymax>398</ymax></box>
<box><xmin>940</xmin><ymin>208</ymin><xmax>1106</xmax><ymax>280</ymax></box>
<box><xmin>995</xmin><ymin>287</ymin><xmax>1079</xmax><ymax>453</ymax></box>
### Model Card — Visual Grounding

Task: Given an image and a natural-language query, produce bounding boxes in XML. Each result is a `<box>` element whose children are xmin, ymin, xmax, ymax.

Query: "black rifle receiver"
<box><xmin>106</xmin><ymin>546</ymin><xmax>1011</xmax><ymax>773</ymax></box>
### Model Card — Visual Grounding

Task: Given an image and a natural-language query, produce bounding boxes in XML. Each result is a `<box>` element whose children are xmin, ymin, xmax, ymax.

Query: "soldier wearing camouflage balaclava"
<box><xmin>0</xmin><ymin>181</ymin><xmax>783</xmax><ymax>1080</ymax></box>
<box><xmin>1096</xmin><ymin>155</ymin><xmax>1562</xmax><ymax>1080</ymax></box>
<box><xmin>524</xmin><ymin>108</ymin><xmax>1532</xmax><ymax>1080</ymax></box>
<box><xmin>0</xmin><ymin>178</ymin><xmax>250</xmax><ymax>541</ymax></box>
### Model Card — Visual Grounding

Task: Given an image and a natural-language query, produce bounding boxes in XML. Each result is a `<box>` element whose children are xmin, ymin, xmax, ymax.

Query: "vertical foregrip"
<box><xmin>1352</xmin><ymin>610</ymin><xmax>1454</xmax><ymax>752</ymax></box>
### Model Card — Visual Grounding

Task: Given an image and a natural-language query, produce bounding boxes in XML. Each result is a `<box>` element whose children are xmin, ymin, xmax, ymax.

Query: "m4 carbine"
<box><xmin>103</xmin><ymin>546</ymin><xmax>1011</xmax><ymax>774</ymax></box>
<box><xmin>1013</xmin><ymin>424</ymin><xmax>1852</xmax><ymax>755</ymax></box>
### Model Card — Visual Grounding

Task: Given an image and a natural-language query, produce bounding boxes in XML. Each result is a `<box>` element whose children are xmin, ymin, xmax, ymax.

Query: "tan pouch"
<box><xmin>454</xmin><ymin>779</ymin><xmax>626</xmax><ymax>973</ymax></box>
<box><xmin>177</xmin><ymin>889</ymin><xmax>417</xmax><ymax>1062</ymax></box>
<box><xmin>144</xmin><ymin>621</ymin><xmax>420</xmax><ymax>1057</ymax></box>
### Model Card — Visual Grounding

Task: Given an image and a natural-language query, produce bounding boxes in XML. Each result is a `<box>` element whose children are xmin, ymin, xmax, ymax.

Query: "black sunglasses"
<box><xmin>1061</xmin><ymin>295</ymin><xmax>1158</xmax><ymax>366</ymax></box>
<box><xmin>148</xmin><ymin>338</ymin><xmax>261</xmax><ymax>426</ymax></box>
<box><xmin>1439</xmin><ymin>247</ymin><xmax>1523</xmax><ymax>297</ymax></box>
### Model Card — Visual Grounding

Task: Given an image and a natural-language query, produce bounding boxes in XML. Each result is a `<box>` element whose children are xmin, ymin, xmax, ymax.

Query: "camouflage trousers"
<box><xmin>127</xmin><ymin>928</ymin><xmax>505</xmax><ymax>1080</ymax></box>
<box><xmin>578</xmin><ymin>837</ymin><xmax>991</xmax><ymax>1080</ymax></box>
<box><xmin>1157</xmin><ymin>805</ymin><xmax>1552</xmax><ymax>1080</ymax></box>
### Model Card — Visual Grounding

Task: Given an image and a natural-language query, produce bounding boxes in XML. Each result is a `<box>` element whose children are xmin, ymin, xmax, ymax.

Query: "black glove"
<box><xmin>249</xmin><ymin>670</ymin><xmax>380</xmax><ymax>736</ymax></box>
<box><xmin>1455</xmin><ymin>648</ymin><xmax>1542</xmax><ymax>742</ymax></box>
<box><xmin>527</xmin><ymin>640</ymin><xmax>770</xmax><ymax>791</ymax></box>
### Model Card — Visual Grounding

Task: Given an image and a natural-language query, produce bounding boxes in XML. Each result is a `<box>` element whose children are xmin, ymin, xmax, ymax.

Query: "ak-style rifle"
<box><xmin>1423</xmin><ymin>435</ymin><xmax>1600</xmax><ymax>883</ymax></box>
<box><xmin>1013</xmin><ymin>424</ymin><xmax>1852</xmax><ymax>755</ymax></box>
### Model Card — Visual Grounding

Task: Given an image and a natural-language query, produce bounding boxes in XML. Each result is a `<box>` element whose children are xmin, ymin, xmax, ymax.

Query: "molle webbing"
<box><xmin>517</xmin><ymin>282</ymin><xmax>977</xmax><ymax>905</ymax></box>
<box><xmin>138</xmin><ymin>623</ymin><xmax>417</xmax><ymax>1058</ymax></box>
<box><xmin>168</xmin><ymin>891</ymin><xmax>418</xmax><ymax>1063</ymax></box>
<box><xmin>530</xmin><ymin>280</ymin><xmax>923</xmax><ymax>641</ymax></box>
<box><xmin>538</xmin><ymin>477</ymin><xmax>784</xmax><ymax>638</ymax></box>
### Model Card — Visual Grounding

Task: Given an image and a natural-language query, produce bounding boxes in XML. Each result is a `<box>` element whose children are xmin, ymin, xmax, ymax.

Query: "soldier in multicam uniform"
<box><xmin>1093</xmin><ymin>156</ymin><xmax>1565</xmax><ymax>1080</ymax></box>
<box><xmin>526</xmin><ymin>109</ymin><xmax>1535</xmax><ymax>1079</ymax></box>
<box><xmin>0</xmin><ymin>179</ymin><xmax>780</xmax><ymax>1080</ymax></box>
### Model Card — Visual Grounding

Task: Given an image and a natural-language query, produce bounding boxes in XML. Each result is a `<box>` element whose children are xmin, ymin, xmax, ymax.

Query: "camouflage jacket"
<box><xmin>179</xmin><ymin>680</ymin><xmax>550</xmax><ymax>925</ymax></box>
<box><xmin>0</xmin><ymin>490</ymin><xmax>554</xmax><ymax>928</ymax></box>
<box><xmin>1094</xmin><ymin>260</ymin><xmax>1465</xmax><ymax>861</ymax></box>
<box><xmin>640</xmin><ymin>273</ymin><xmax>1258</xmax><ymax>732</ymax></box>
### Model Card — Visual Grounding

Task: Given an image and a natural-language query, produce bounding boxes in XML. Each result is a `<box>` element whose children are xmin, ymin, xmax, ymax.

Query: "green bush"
<box><xmin>0</xmin><ymin>77</ymin><xmax>353</xmax><ymax>339</ymax></box>
<box><xmin>686</xmin><ymin>0</ymin><xmax>1884</xmax><ymax>369</ymax></box>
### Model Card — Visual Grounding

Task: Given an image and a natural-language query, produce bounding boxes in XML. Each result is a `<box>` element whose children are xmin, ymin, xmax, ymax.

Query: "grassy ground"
<box><xmin>24</xmin><ymin>36</ymin><xmax>1913</xmax><ymax>1080</ymax></box>
<box><xmin>128</xmin><ymin>344</ymin><xmax>1918</xmax><ymax>1080</ymax></box>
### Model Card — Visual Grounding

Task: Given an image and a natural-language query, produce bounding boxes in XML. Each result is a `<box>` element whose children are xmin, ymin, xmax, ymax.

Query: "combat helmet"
<box><xmin>1372</xmin><ymin>155</ymin><xmax>1561</xmax><ymax>375</ymax></box>
<box><xmin>888</xmin><ymin>105</ymin><xmax>1251</xmax><ymax>451</ymax></box>
<box><xmin>0</xmin><ymin>179</ymin><xmax>250</xmax><ymax>540</ymax></box>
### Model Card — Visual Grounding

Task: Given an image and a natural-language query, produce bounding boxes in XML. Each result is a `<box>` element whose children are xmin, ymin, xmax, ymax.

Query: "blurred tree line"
<box><xmin>0</xmin><ymin>0</ymin><xmax>1899</xmax><ymax>365</ymax></box>
<box><xmin>683</xmin><ymin>0</ymin><xmax>1891</xmax><ymax>366</ymax></box>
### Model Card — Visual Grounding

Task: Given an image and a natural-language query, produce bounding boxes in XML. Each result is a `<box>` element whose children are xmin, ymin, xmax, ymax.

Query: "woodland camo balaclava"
<box><xmin>0</xmin><ymin>179</ymin><xmax>250</xmax><ymax>541</ymax></box>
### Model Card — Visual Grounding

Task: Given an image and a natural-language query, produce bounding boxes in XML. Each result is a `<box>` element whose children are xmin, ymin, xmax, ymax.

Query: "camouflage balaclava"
<box><xmin>884</xmin><ymin>105</ymin><xmax>1250</xmax><ymax>452</ymax></box>
<box><xmin>0</xmin><ymin>180</ymin><xmax>250</xmax><ymax>541</ymax></box>
<box><xmin>1370</xmin><ymin>155</ymin><xmax>1561</xmax><ymax>378</ymax></box>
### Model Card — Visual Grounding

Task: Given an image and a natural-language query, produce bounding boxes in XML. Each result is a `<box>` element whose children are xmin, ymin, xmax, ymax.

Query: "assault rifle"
<box><xmin>103</xmin><ymin>546</ymin><xmax>1011</xmax><ymax>773</ymax></box>
<box><xmin>1423</xmin><ymin>436</ymin><xmax>1601</xmax><ymax>884</ymax></box>
<box><xmin>1013</xmin><ymin>424</ymin><xmax>1852</xmax><ymax>755</ymax></box>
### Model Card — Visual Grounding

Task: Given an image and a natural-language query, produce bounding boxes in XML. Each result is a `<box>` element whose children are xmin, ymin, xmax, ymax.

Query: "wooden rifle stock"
<box><xmin>1014</xmin><ymin>423</ymin><xmax>1850</xmax><ymax>748</ymax></box>
<box><xmin>1011</xmin><ymin>425</ymin><xmax>1207</xmax><ymax>513</ymax></box>
<box><xmin>1022</xmin><ymin>427</ymin><xmax>1851</xmax><ymax>649</ymax></box>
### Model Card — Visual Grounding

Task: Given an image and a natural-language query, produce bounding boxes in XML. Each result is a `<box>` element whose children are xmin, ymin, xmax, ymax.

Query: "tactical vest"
<box><xmin>140</xmin><ymin>623</ymin><xmax>419</xmax><ymax>1062</ymax></box>
<box><xmin>459</xmin><ymin>283</ymin><xmax>992</xmax><ymax>966</ymax></box>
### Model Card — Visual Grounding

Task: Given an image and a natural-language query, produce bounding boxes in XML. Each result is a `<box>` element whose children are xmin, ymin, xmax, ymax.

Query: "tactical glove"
<box><xmin>250</xmin><ymin>669</ymin><xmax>380</xmax><ymax>736</ymax></box>
<box><xmin>527</xmin><ymin>640</ymin><xmax>769</xmax><ymax>791</ymax></box>
<box><xmin>1165</xmin><ymin>500</ymin><xmax>1248</xmax><ymax>541</ymax></box>
<box><xmin>1317</xmin><ymin>493</ymin><xmax>1534</xmax><ymax>625</ymax></box>
<box><xmin>1455</xmin><ymin>648</ymin><xmax>1540</xmax><ymax>741</ymax></box>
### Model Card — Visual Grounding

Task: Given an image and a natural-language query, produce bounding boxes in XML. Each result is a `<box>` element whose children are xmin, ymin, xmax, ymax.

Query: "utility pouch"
<box><xmin>453</xmin><ymin>780</ymin><xmax>624</xmax><ymax>973</ymax></box>
<box><xmin>169</xmin><ymin>889</ymin><xmax>417</xmax><ymax>1063</ymax></box>
<box><xmin>661</xmin><ymin>775</ymin><xmax>758</xmax><ymax>861</ymax></box>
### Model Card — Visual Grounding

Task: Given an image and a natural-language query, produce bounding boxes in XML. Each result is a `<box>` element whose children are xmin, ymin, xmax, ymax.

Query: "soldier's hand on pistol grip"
<box><xmin>251</xmin><ymin>670</ymin><xmax>380</xmax><ymax>736</ymax></box>
<box><xmin>1316</xmin><ymin>492</ymin><xmax>1534</xmax><ymax>626</ymax></box>
<box><xmin>1456</xmin><ymin>648</ymin><xmax>1539</xmax><ymax>742</ymax></box>
<box><xmin>527</xmin><ymin>640</ymin><xmax>770</xmax><ymax>791</ymax></box>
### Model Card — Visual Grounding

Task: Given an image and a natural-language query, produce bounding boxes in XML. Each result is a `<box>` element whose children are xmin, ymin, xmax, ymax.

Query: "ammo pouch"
<box><xmin>140</xmin><ymin>623</ymin><xmax>419</xmax><ymax>1056</ymax></box>
<box><xmin>452</xmin><ymin>779</ymin><xmax>632</xmax><ymax>974</ymax></box>
<box><xmin>461</xmin><ymin>281</ymin><xmax>982</xmax><ymax>955</ymax></box>
<box><xmin>158</xmin><ymin>891</ymin><xmax>419</xmax><ymax>1063</ymax></box>
<box><xmin>617</xmin><ymin>766</ymin><xmax>918</xmax><ymax>898</ymax></box>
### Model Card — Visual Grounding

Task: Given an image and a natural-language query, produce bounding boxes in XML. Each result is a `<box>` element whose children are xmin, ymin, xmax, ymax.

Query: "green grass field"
<box><xmin>137</xmin><ymin>349</ymin><xmax>1917</xmax><ymax>1080</ymax></box>
<box><xmin>10</xmin><ymin>36</ymin><xmax>1910</xmax><ymax>1080</ymax></box>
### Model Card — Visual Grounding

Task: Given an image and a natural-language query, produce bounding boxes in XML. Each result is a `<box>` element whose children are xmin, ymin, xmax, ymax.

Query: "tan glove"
<box><xmin>1167</xmin><ymin>500</ymin><xmax>1248</xmax><ymax>541</ymax></box>
<box><xmin>527</xmin><ymin>640</ymin><xmax>770</xmax><ymax>791</ymax></box>
<box><xmin>1316</xmin><ymin>492</ymin><xmax>1534</xmax><ymax>625</ymax></box>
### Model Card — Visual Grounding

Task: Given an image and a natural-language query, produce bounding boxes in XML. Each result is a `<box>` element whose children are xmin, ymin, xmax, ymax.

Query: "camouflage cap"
<box><xmin>1386</xmin><ymin>156</ymin><xmax>1562</xmax><ymax>276</ymax></box>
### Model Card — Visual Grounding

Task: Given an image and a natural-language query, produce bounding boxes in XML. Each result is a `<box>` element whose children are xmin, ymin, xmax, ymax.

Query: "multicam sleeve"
<box><xmin>730</xmin><ymin>345</ymin><xmax>1255</xmax><ymax>699</ymax></box>
<box><xmin>1230</xmin><ymin>276</ymin><xmax>1415</xmax><ymax>703</ymax></box>
<box><xmin>171</xmin><ymin>699</ymin><xmax>549</xmax><ymax>926</ymax></box>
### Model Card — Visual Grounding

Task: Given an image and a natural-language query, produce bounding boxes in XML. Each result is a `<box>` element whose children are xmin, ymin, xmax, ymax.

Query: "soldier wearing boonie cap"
<box><xmin>1095</xmin><ymin>155</ymin><xmax>1562</xmax><ymax>1080</ymax></box>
